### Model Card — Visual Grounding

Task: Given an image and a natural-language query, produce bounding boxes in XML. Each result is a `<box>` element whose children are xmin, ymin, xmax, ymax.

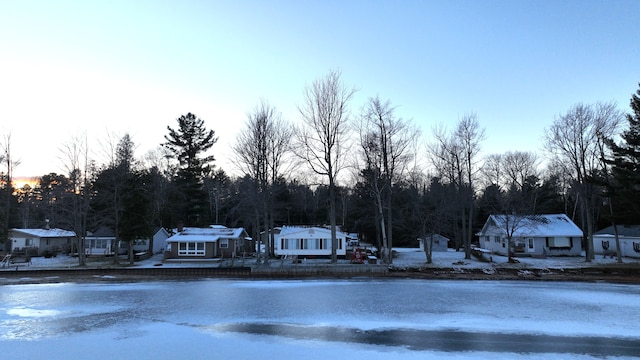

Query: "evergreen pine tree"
<box><xmin>163</xmin><ymin>113</ymin><xmax>218</xmax><ymax>226</ymax></box>
<box><xmin>607</xmin><ymin>83</ymin><xmax>640</xmax><ymax>223</ymax></box>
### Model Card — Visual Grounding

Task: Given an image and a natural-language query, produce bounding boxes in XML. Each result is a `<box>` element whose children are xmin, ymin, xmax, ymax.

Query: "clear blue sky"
<box><xmin>1</xmin><ymin>0</ymin><xmax>638</xmax><ymax>179</ymax></box>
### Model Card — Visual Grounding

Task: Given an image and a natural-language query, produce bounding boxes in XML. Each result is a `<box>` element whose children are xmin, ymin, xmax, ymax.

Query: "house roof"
<box><xmin>418</xmin><ymin>233</ymin><xmax>450</xmax><ymax>241</ymax></box>
<box><xmin>11</xmin><ymin>228</ymin><xmax>76</xmax><ymax>238</ymax></box>
<box><xmin>477</xmin><ymin>214</ymin><xmax>583</xmax><ymax>237</ymax></box>
<box><xmin>278</xmin><ymin>226</ymin><xmax>347</xmax><ymax>238</ymax></box>
<box><xmin>166</xmin><ymin>225</ymin><xmax>248</xmax><ymax>243</ymax></box>
<box><xmin>594</xmin><ymin>225</ymin><xmax>640</xmax><ymax>237</ymax></box>
<box><xmin>88</xmin><ymin>226</ymin><xmax>115</xmax><ymax>238</ymax></box>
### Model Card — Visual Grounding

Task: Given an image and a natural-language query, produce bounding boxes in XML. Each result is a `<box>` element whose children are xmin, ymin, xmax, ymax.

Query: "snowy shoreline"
<box><xmin>2</xmin><ymin>247</ymin><xmax>639</xmax><ymax>285</ymax></box>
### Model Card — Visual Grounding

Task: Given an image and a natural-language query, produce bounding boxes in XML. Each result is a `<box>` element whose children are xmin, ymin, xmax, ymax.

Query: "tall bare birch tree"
<box><xmin>358</xmin><ymin>96</ymin><xmax>419</xmax><ymax>264</ymax></box>
<box><xmin>294</xmin><ymin>70</ymin><xmax>355</xmax><ymax>263</ymax></box>
<box><xmin>233</xmin><ymin>100</ymin><xmax>291</xmax><ymax>263</ymax></box>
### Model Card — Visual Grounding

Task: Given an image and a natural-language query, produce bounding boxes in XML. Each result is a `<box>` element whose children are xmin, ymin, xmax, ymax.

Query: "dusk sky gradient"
<box><xmin>1</xmin><ymin>0</ymin><xmax>638</xmax><ymax>180</ymax></box>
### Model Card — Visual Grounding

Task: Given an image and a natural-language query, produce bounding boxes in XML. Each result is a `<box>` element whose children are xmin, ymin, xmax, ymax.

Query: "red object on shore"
<box><xmin>351</xmin><ymin>248</ymin><xmax>364</xmax><ymax>264</ymax></box>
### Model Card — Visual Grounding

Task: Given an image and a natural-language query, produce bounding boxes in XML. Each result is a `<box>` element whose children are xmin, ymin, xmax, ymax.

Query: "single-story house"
<box><xmin>85</xmin><ymin>226</ymin><xmax>117</xmax><ymax>256</ymax></box>
<box><xmin>273</xmin><ymin>226</ymin><xmax>347</xmax><ymax>258</ymax></box>
<box><xmin>593</xmin><ymin>225</ymin><xmax>640</xmax><ymax>259</ymax></box>
<box><xmin>9</xmin><ymin>227</ymin><xmax>76</xmax><ymax>256</ymax></box>
<box><xmin>418</xmin><ymin>234</ymin><xmax>449</xmax><ymax>252</ymax></box>
<box><xmin>477</xmin><ymin>214</ymin><xmax>583</xmax><ymax>257</ymax></box>
<box><xmin>164</xmin><ymin>225</ymin><xmax>252</xmax><ymax>260</ymax></box>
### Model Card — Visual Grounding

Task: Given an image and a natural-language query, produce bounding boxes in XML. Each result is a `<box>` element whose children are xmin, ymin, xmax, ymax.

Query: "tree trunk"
<box><xmin>329</xmin><ymin>179</ymin><xmax>337</xmax><ymax>263</ymax></box>
<box><xmin>376</xmin><ymin>192</ymin><xmax>388</xmax><ymax>264</ymax></box>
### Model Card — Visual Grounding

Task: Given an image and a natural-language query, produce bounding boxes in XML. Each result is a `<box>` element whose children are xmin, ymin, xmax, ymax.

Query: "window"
<box><xmin>178</xmin><ymin>242</ymin><xmax>205</xmax><ymax>256</ymax></box>
<box><xmin>281</xmin><ymin>239</ymin><xmax>300</xmax><ymax>250</ymax></box>
<box><xmin>25</xmin><ymin>238</ymin><xmax>33</xmax><ymax>246</ymax></box>
<box><xmin>528</xmin><ymin>238</ymin><xmax>534</xmax><ymax>249</ymax></box>
<box><xmin>546</xmin><ymin>237</ymin><xmax>571</xmax><ymax>248</ymax></box>
<box><xmin>220</xmin><ymin>239</ymin><xmax>229</xmax><ymax>248</ymax></box>
<box><xmin>90</xmin><ymin>239</ymin><xmax>109</xmax><ymax>249</ymax></box>
<box><xmin>494</xmin><ymin>236</ymin><xmax>500</xmax><ymax>243</ymax></box>
<box><xmin>304</xmin><ymin>239</ymin><xmax>319</xmax><ymax>249</ymax></box>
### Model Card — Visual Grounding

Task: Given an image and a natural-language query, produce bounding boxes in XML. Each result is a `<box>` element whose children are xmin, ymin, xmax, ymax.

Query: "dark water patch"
<box><xmin>213</xmin><ymin>322</ymin><xmax>640</xmax><ymax>357</ymax></box>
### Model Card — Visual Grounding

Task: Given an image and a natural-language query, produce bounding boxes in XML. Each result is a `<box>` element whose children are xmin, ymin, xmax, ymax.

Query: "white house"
<box><xmin>477</xmin><ymin>214</ymin><xmax>583</xmax><ymax>257</ymax></box>
<box><xmin>164</xmin><ymin>225</ymin><xmax>252</xmax><ymax>260</ymax></box>
<box><xmin>273</xmin><ymin>226</ymin><xmax>347</xmax><ymax>258</ymax></box>
<box><xmin>593</xmin><ymin>225</ymin><xmax>640</xmax><ymax>259</ymax></box>
<box><xmin>9</xmin><ymin>227</ymin><xmax>76</xmax><ymax>256</ymax></box>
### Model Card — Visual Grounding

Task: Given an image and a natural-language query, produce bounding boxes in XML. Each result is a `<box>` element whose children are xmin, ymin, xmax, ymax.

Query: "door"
<box><xmin>526</xmin><ymin>238</ymin><xmax>535</xmax><ymax>253</ymax></box>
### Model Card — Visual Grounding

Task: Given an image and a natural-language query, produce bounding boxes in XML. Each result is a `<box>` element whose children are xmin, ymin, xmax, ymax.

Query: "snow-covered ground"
<box><xmin>15</xmin><ymin>247</ymin><xmax>640</xmax><ymax>271</ymax></box>
<box><xmin>390</xmin><ymin>247</ymin><xmax>640</xmax><ymax>269</ymax></box>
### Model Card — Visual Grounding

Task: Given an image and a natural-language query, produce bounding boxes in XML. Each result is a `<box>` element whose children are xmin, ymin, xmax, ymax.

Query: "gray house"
<box><xmin>477</xmin><ymin>214</ymin><xmax>583</xmax><ymax>257</ymax></box>
<box><xmin>593</xmin><ymin>225</ymin><xmax>640</xmax><ymax>259</ymax></box>
<box><xmin>85</xmin><ymin>226</ymin><xmax>117</xmax><ymax>256</ymax></box>
<box><xmin>9</xmin><ymin>227</ymin><xmax>76</xmax><ymax>256</ymax></box>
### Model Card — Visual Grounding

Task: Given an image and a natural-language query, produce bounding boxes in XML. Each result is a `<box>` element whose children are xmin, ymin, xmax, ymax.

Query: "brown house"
<box><xmin>164</xmin><ymin>225</ymin><xmax>253</xmax><ymax>260</ymax></box>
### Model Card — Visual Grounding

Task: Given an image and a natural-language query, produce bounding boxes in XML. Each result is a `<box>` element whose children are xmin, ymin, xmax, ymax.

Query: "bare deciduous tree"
<box><xmin>294</xmin><ymin>70</ymin><xmax>355</xmax><ymax>263</ymax></box>
<box><xmin>59</xmin><ymin>133</ymin><xmax>93</xmax><ymax>267</ymax></box>
<box><xmin>502</xmin><ymin>151</ymin><xmax>540</xmax><ymax>190</ymax></box>
<box><xmin>358</xmin><ymin>96</ymin><xmax>419</xmax><ymax>264</ymax></box>
<box><xmin>233</xmin><ymin>100</ymin><xmax>292</xmax><ymax>263</ymax></box>
<box><xmin>544</xmin><ymin>102</ymin><xmax>623</xmax><ymax>261</ymax></box>
<box><xmin>481</xmin><ymin>153</ymin><xmax>503</xmax><ymax>188</ymax></box>
<box><xmin>428</xmin><ymin>114</ymin><xmax>485</xmax><ymax>259</ymax></box>
<box><xmin>1</xmin><ymin>132</ymin><xmax>20</xmax><ymax>247</ymax></box>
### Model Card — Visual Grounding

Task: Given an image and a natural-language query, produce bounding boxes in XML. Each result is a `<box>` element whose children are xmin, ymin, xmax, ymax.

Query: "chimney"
<box><xmin>177</xmin><ymin>221</ymin><xmax>184</xmax><ymax>233</ymax></box>
<box><xmin>45</xmin><ymin>219</ymin><xmax>50</xmax><ymax>230</ymax></box>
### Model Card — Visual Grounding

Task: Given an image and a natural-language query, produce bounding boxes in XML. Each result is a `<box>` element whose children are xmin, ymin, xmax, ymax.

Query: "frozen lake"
<box><xmin>1</xmin><ymin>279</ymin><xmax>639</xmax><ymax>359</ymax></box>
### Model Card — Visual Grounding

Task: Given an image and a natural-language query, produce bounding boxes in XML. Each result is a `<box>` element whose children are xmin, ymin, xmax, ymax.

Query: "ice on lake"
<box><xmin>1</xmin><ymin>279</ymin><xmax>639</xmax><ymax>359</ymax></box>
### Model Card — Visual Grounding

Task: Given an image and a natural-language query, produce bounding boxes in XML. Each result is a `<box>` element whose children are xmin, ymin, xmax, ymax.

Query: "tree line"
<box><xmin>1</xmin><ymin>72</ymin><xmax>639</xmax><ymax>265</ymax></box>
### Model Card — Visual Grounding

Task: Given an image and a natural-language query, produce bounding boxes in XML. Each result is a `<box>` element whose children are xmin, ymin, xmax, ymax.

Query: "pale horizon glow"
<box><xmin>1</xmin><ymin>0</ymin><xmax>638</xmax><ymax>180</ymax></box>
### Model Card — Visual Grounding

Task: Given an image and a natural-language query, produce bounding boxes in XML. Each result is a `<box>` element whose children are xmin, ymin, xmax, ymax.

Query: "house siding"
<box><xmin>9</xmin><ymin>229</ymin><xmax>75</xmax><ymax>256</ymax></box>
<box><xmin>163</xmin><ymin>226</ymin><xmax>251</xmax><ymax>260</ymax></box>
<box><xmin>593</xmin><ymin>235</ymin><xmax>640</xmax><ymax>259</ymax></box>
<box><xmin>476</xmin><ymin>214</ymin><xmax>582</xmax><ymax>257</ymax></box>
<box><xmin>274</xmin><ymin>227</ymin><xmax>347</xmax><ymax>257</ymax></box>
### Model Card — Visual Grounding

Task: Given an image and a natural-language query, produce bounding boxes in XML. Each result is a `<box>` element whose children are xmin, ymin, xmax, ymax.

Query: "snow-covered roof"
<box><xmin>594</xmin><ymin>225</ymin><xmax>640</xmax><ymax>237</ymax></box>
<box><xmin>11</xmin><ymin>228</ymin><xmax>76</xmax><ymax>238</ymax></box>
<box><xmin>277</xmin><ymin>226</ymin><xmax>347</xmax><ymax>238</ymax></box>
<box><xmin>478</xmin><ymin>214</ymin><xmax>583</xmax><ymax>237</ymax></box>
<box><xmin>166</xmin><ymin>225</ymin><xmax>248</xmax><ymax>243</ymax></box>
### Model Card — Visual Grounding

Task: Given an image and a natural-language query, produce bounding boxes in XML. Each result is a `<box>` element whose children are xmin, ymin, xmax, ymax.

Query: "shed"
<box><xmin>418</xmin><ymin>234</ymin><xmax>449</xmax><ymax>252</ymax></box>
